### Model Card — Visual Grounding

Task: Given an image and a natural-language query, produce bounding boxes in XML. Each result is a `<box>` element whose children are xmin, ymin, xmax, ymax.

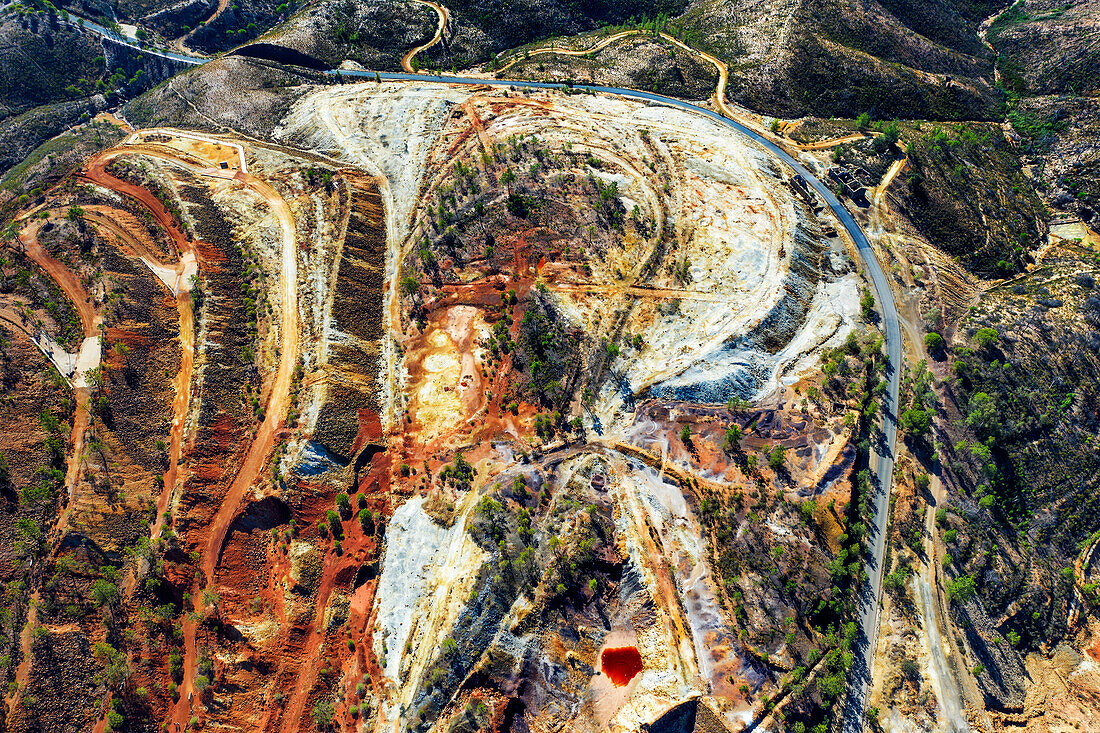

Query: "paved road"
<box><xmin>43</xmin><ymin>24</ymin><xmax>903</xmax><ymax>728</ymax></box>
<box><xmin>65</xmin><ymin>15</ymin><xmax>205</xmax><ymax>65</ymax></box>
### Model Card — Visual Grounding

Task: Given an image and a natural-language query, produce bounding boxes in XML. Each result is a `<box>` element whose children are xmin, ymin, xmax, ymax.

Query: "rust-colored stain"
<box><xmin>600</xmin><ymin>646</ymin><xmax>643</xmax><ymax>687</ymax></box>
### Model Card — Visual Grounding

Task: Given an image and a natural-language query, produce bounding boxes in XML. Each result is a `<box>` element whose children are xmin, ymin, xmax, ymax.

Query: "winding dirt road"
<box><xmin>170</xmin><ymin>0</ymin><xmax>230</xmax><ymax>55</ymax></box>
<box><xmin>18</xmin><ymin>221</ymin><xmax>99</xmax><ymax>339</ymax></box>
<box><xmin>401</xmin><ymin>0</ymin><xmax>450</xmax><ymax>72</ymax></box>
<box><xmin>7</xmin><ymin>216</ymin><xmax>100</xmax><ymax>719</ymax></box>
<box><xmin>794</xmin><ymin>133</ymin><xmax>873</xmax><ymax>150</ymax></box>
<box><xmin>493</xmin><ymin>30</ymin><xmax>645</xmax><ymax>74</ymax></box>
<box><xmin>155</xmin><ymin>138</ymin><xmax>300</xmax><ymax>731</ymax></box>
<box><xmin>493</xmin><ymin>29</ymin><xmax>739</xmax><ymax>123</ymax></box>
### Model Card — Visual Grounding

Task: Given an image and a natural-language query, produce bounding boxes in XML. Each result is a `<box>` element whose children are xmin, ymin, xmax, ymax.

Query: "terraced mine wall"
<box><xmin>648</xmin><ymin>200</ymin><xmax>830</xmax><ymax>402</ymax></box>
<box><xmin>19</xmin><ymin>630</ymin><xmax>100</xmax><ymax>732</ymax></box>
<box><xmin>97</xmin><ymin>239</ymin><xmax>180</xmax><ymax>476</ymax></box>
<box><xmin>177</xmin><ymin>180</ymin><xmax>258</xmax><ymax>546</ymax></box>
<box><xmin>313</xmin><ymin>172</ymin><xmax>387</xmax><ymax>462</ymax></box>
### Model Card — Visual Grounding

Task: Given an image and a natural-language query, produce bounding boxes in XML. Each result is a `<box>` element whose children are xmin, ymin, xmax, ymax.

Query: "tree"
<box><xmin>947</xmin><ymin>574</ymin><xmax>977</xmax><ymax>603</ymax></box>
<box><xmin>881</xmin><ymin>120</ymin><xmax>900</xmax><ymax>145</ymax></box>
<box><xmin>924</xmin><ymin>332</ymin><xmax>945</xmax><ymax>354</ymax></box>
<box><xmin>723</xmin><ymin>425</ymin><xmax>742</xmax><ymax>450</ymax></box>
<box><xmin>106</xmin><ymin>710</ymin><xmax>124</xmax><ymax>731</ymax></box>
<box><xmin>966</xmin><ymin>392</ymin><xmax>997</xmax><ymax>433</ymax></box>
<box><xmin>768</xmin><ymin>445</ymin><xmax>787</xmax><ymax>471</ymax></box>
<box><xmin>336</xmin><ymin>492</ymin><xmax>351</xmax><ymax>519</ymax></box>
<box><xmin>799</xmin><ymin>500</ymin><xmax>816</xmax><ymax>525</ymax></box>
<box><xmin>726</xmin><ymin>396</ymin><xmax>749</xmax><ymax>412</ymax></box>
<box><xmin>400</xmin><ymin>276</ymin><xmax>420</xmax><ymax>297</ymax></box>
<box><xmin>818</xmin><ymin>671</ymin><xmax>846</xmax><ymax>701</ymax></box>
<box><xmin>861</xmin><ymin>288</ymin><xmax>876</xmax><ymax>321</ymax></box>
<box><xmin>856</xmin><ymin>112</ymin><xmax>872</xmax><ymax>130</ymax></box>
<box><xmin>974</xmin><ymin>327</ymin><xmax>999</xmax><ymax>349</ymax></box>
<box><xmin>92</xmin><ymin>642</ymin><xmax>130</xmax><ymax>688</ymax></box>
<box><xmin>679</xmin><ymin>425</ymin><xmax>691</xmax><ymax>442</ymax></box>
<box><xmin>900</xmin><ymin>408</ymin><xmax>931</xmax><ymax>436</ymax></box>
<box><xmin>90</xmin><ymin>579</ymin><xmax>119</xmax><ymax>608</ymax></box>
<box><xmin>326</xmin><ymin>510</ymin><xmax>342</xmax><ymax>537</ymax></box>
<box><xmin>201</xmin><ymin>589</ymin><xmax>220</xmax><ymax>619</ymax></box>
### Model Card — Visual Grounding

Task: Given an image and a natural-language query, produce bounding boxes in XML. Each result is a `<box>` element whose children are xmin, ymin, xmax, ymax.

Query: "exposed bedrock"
<box><xmin>648</xmin><ymin>203</ymin><xmax>855</xmax><ymax>403</ymax></box>
<box><xmin>370</xmin><ymin>450</ymin><xmax>748</xmax><ymax>732</ymax></box>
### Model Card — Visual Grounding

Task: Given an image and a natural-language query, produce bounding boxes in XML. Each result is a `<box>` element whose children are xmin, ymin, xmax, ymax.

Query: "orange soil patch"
<box><xmin>103</xmin><ymin>326</ymin><xmax>151</xmax><ymax>349</ymax></box>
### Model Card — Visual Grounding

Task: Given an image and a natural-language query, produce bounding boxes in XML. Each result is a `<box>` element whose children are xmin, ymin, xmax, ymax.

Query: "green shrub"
<box><xmin>924</xmin><ymin>332</ymin><xmax>945</xmax><ymax>353</ymax></box>
<box><xmin>947</xmin><ymin>574</ymin><xmax>976</xmax><ymax>603</ymax></box>
<box><xmin>974</xmin><ymin>327</ymin><xmax>999</xmax><ymax>348</ymax></box>
<box><xmin>768</xmin><ymin>445</ymin><xmax>787</xmax><ymax>471</ymax></box>
<box><xmin>901</xmin><ymin>408</ymin><xmax>931</xmax><ymax>436</ymax></box>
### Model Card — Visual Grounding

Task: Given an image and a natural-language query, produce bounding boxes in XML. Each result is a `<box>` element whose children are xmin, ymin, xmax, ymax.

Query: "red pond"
<box><xmin>600</xmin><ymin>646</ymin><xmax>644</xmax><ymax>687</ymax></box>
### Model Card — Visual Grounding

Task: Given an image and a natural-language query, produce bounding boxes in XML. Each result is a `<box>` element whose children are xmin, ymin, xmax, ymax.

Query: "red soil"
<box><xmin>82</xmin><ymin>153</ymin><xmax>193</xmax><ymax>256</ymax></box>
<box><xmin>18</xmin><ymin>220</ymin><xmax>98</xmax><ymax>337</ymax></box>
<box><xmin>600</xmin><ymin>646</ymin><xmax>643</xmax><ymax>687</ymax></box>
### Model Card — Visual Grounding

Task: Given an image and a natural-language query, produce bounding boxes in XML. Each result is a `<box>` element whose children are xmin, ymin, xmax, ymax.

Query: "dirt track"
<box><xmin>138</xmin><ymin>136</ymin><xmax>300</xmax><ymax>730</ymax></box>
<box><xmin>401</xmin><ymin>0</ymin><xmax>450</xmax><ymax>72</ymax></box>
<box><xmin>493</xmin><ymin>30</ymin><xmax>644</xmax><ymax>74</ymax></box>
<box><xmin>171</xmin><ymin>0</ymin><xmax>231</xmax><ymax>54</ymax></box>
<box><xmin>7</xmin><ymin>216</ymin><xmax>100</xmax><ymax>721</ymax></box>
<box><xmin>18</xmin><ymin>220</ymin><xmax>99</xmax><ymax>338</ymax></box>
<box><xmin>196</xmin><ymin>171</ymin><xmax>298</xmax><ymax>584</ymax></box>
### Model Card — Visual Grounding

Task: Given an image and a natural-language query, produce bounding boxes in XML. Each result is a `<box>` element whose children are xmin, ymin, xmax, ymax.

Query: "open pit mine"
<box><xmin>0</xmin><ymin>82</ymin><xmax>873</xmax><ymax>733</ymax></box>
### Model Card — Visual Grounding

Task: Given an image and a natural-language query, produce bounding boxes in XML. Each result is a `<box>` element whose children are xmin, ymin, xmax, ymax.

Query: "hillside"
<box><xmin>0</xmin><ymin>13</ymin><xmax>102</xmax><ymax>121</ymax></box>
<box><xmin>987</xmin><ymin>0</ymin><xmax>1100</xmax><ymax>96</ymax></box>
<box><xmin>675</xmin><ymin>0</ymin><xmax>1003</xmax><ymax>120</ymax></box>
